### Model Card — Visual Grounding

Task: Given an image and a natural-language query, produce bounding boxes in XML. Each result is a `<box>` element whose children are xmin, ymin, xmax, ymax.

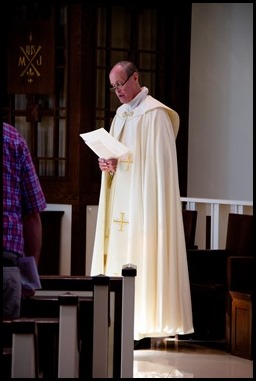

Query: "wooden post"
<box><xmin>121</xmin><ymin>264</ymin><xmax>137</xmax><ymax>378</ymax></box>
<box><xmin>92</xmin><ymin>275</ymin><xmax>110</xmax><ymax>378</ymax></box>
<box><xmin>58</xmin><ymin>293</ymin><xmax>79</xmax><ymax>378</ymax></box>
<box><xmin>11</xmin><ymin>320</ymin><xmax>37</xmax><ymax>378</ymax></box>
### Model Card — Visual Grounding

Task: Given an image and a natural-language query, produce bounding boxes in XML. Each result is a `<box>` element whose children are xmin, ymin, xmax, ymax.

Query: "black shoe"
<box><xmin>134</xmin><ymin>337</ymin><xmax>151</xmax><ymax>350</ymax></box>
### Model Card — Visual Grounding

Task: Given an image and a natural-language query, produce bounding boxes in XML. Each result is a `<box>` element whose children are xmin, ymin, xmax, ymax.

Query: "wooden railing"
<box><xmin>44</xmin><ymin>198</ymin><xmax>253</xmax><ymax>275</ymax></box>
<box><xmin>181</xmin><ymin>197</ymin><xmax>253</xmax><ymax>249</ymax></box>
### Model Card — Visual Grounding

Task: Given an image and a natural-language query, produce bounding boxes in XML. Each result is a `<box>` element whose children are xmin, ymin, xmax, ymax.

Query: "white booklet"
<box><xmin>18</xmin><ymin>256</ymin><xmax>42</xmax><ymax>290</ymax></box>
<box><xmin>80</xmin><ymin>128</ymin><xmax>130</xmax><ymax>160</ymax></box>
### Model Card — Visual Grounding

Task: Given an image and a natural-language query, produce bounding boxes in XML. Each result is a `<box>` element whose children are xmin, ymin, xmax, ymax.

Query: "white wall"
<box><xmin>188</xmin><ymin>3</ymin><xmax>253</xmax><ymax>202</ymax></box>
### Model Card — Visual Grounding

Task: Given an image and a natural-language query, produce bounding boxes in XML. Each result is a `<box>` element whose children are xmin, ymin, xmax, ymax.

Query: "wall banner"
<box><xmin>8</xmin><ymin>21</ymin><xmax>55</xmax><ymax>94</ymax></box>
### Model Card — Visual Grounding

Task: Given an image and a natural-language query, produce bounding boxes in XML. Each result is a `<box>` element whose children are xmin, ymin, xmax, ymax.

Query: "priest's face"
<box><xmin>109</xmin><ymin>66</ymin><xmax>140</xmax><ymax>104</ymax></box>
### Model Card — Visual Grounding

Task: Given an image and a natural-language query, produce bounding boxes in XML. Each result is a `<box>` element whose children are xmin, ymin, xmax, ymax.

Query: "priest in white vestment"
<box><xmin>90</xmin><ymin>61</ymin><xmax>194</xmax><ymax>340</ymax></box>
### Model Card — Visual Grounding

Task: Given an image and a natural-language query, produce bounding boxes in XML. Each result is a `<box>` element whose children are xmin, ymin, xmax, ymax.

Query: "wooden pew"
<box><xmin>11</xmin><ymin>318</ymin><xmax>59</xmax><ymax>378</ymax></box>
<box><xmin>185</xmin><ymin>213</ymin><xmax>253</xmax><ymax>345</ymax></box>
<box><xmin>186</xmin><ymin>249</ymin><xmax>228</xmax><ymax>342</ymax></box>
<box><xmin>182</xmin><ymin>209</ymin><xmax>198</xmax><ymax>250</ymax></box>
<box><xmin>4</xmin><ymin>265</ymin><xmax>136</xmax><ymax>378</ymax></box>
<box><xmin>226</xmin><ymin>256</ymin><xmax>253</xmax><ymax>359</ymax></box>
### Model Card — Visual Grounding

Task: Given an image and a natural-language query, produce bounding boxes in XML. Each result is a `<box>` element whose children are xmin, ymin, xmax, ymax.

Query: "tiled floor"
<box><xmin>133</xmin><ymin>339</ymin><xmax>253</xmax><ymax>378</ymax></box>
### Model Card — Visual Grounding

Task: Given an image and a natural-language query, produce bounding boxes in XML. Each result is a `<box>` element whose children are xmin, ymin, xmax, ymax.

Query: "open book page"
<box><xmin>18</xmin><ymin>256</ymin><xmax>42</xmax><ymax>290</ymax></box>
<box><xmin>80</xmin><ymin>128</ymin><xmax>130</xmax><ymax>159</ymax></box>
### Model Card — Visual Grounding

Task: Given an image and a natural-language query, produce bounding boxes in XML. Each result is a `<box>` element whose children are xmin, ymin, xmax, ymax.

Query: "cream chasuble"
<box><xmin>91</xmin><ymin>88</ymin><xmax>194</xmax><ymax>339</ymax></box>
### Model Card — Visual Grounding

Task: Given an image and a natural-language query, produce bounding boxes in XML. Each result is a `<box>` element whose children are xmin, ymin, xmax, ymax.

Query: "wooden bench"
<box><xmin>182</xmin><ymin>209</ymin><xmax>198</xmax><ymax>250</ymax></box>
<box><xmin>226</xmin><ymin>256</ymin><xmax>253</xmax><ymax>359</ymax></box>
<box><xmin>4</xmin><ymin>317</ymin><xmax>59</xmax><ymax>378</ymax></box>
<box><xmin>186</xmin><ymin>249</ymin><xmax>228</xmax><ymax>342</ymax></box>
<box><xmin>3</xmin><ymin>265</ymin><xmax>137</xmax><ymax>378</ymax></box>
<box><xmin>185</xmin><ymin>213</ymin><xmax>253</xmax><ymax>345</ymax></box>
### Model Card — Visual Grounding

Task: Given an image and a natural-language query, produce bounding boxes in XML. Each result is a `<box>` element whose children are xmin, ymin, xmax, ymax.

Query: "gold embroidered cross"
<box><xmin>120</xmin><ymin>154</ymin><xmax>133</xmax><ymax>171</ymax></box>
<box><xmin>113</xmin><ymin>212</ymin><xmax>129</xmax><ymax>231</ymax></box>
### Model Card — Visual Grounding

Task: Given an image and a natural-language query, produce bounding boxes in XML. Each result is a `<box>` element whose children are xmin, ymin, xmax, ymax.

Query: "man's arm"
<box><xmin>23</xmin><ymin>212</ymin><xmax>42</xmax><ymax>265</ymax></box>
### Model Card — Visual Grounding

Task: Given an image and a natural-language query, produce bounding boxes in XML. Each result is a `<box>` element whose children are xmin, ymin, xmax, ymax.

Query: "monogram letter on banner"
<box><xmin>8</xmin><ymin>21</ymin><xmax>55</xmax><ymax>94</ymax></box>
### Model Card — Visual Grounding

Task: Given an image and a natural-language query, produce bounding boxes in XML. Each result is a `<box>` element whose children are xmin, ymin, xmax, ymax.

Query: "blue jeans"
<box><xmin>3</xmin><ymin>252</ymin><xmax>22</xmax><ymax>319</ymax></box>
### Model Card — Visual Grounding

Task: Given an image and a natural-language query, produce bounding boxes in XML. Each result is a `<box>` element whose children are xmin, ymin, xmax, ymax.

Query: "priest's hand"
<box><xmin>98</xmin><ymin>158</ymin><xmax>117</xmax><ymax>173</ymax></box>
